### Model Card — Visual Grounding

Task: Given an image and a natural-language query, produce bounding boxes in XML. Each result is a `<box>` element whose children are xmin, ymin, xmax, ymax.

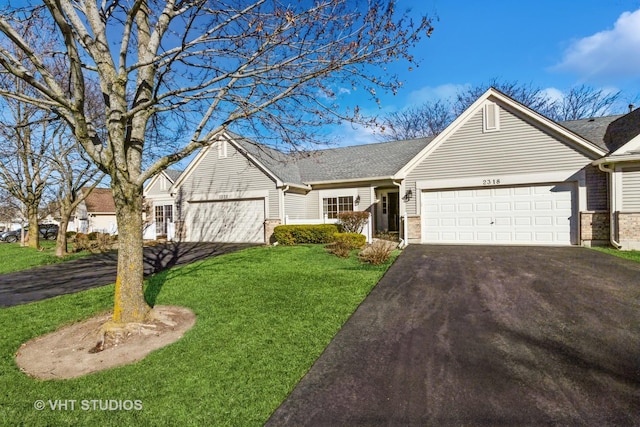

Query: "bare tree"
<box><xmin>551</xmin><ymin>84</ymin><xmax>621</xmax><ymax>121</ymax></box>
<box><xmin>0</xmin><ymin>88</ymin><xmax>58</xmax><ymax>249</ymax></box>
<box><xmin>380</xmin><ymin>79</ymin><xmax>628</xmax><ymax>141</ymax></box>
<box><xmin>50</xmin><ymin>130</ymin><xmax>104</xmax><ymax>256</ymax></box>
<box><xmin>379</xmin><ymin>99</ymin><xmax>453</xmax><ymax>140</ymax></box>
<box><xmin>0</xmin><ymin>188</ymin><xmax>19</xmax><ymax>228</ymax></box>
<box><xmin>453</xmin><ymin>79</ymin><xmax>557</xmax><ymax>117</ymax></box>
<box><xmin>0</xmin><ymin>1</ymin><xmax>433</xmax><ymax>325</ymax></box>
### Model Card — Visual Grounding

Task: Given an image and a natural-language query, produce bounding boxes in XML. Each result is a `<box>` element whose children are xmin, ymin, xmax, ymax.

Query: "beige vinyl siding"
<box><xmin>622</xmin><ymin>166</ymin><xmax>640</xmax><ymax>211</ymax></box>
<box><xmin>406</xmin><ymin>106</ymin><xmax>595</xmax><ymax>215</ymax></box>
<box><xmin>284</xmin><ymin>192</ymin><xmax>308</xmax><ymax>220</ymax></box>
<box><xmin>357</xmin><ymin>187</ymin><xmax>373</xmax><ymax>211</ymax></box>
<box><xmin>295</xmin><ymin>186</ymin><xmax>373</xmax><ymax>219</ymax></box>
<box><xmin>181</xmin><ymin>143</ymin><xmax>280</xmax><ymax>218</ymax></box>
<box><xmin>146</xmin><ymin>175</ymin><xmax>171</xmax><ymax>196</ymax></box>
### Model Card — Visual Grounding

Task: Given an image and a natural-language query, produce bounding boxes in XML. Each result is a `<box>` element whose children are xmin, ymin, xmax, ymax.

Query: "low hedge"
<box><xmin>273</xmin><ymin>224</ymin><xmax>338</xmax><ymax>245</ymax></box>
<box><xmin>332</xmin><ymin>232</ymin><xmax>366</xmax><ymax>249</ymax></box>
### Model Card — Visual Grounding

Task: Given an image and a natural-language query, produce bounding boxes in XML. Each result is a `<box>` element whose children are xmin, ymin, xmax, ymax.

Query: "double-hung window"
<box><xmin>323</xmin><ymin>196</ymin><xmax>354</xmax><ymax>219</ymax></box>
<box><xmin>155</xmin><ymin>205</ymin><xmax>173</xmax><ymax>235</ymax></box>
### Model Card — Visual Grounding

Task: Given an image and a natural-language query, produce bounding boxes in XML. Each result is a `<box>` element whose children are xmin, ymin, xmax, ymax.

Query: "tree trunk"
<box><xmin>111</xmin><ymin>180</ymin><xmax>150</xmax><ymax>324</ymax></box>
<box><xmin>55</xmin><ymin>214</ymin><xmax>70</xmax><ymax>257</ymax></box>
<box><xmin>26</xmin><ymin>205</ymin><xmax>39</xmax><ymax>249</ymax></box>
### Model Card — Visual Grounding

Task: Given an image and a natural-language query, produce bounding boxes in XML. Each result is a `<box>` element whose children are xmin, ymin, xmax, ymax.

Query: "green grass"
<box><xmin>0</xmin><ymin>245</ymin><xmax>397</xmax><ymax>426</ymax></box>
<box><xmin>592</xmin><ymin>246</ymin><xmax>640</xmax><ymax>263</ymax></box>
<box><xmin>0</xmin><ymin>241</ymin><xmax>90</xmax><ymax>274</ymax></box>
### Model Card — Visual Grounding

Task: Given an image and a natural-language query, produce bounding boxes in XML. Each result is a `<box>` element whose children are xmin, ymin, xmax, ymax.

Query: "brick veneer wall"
<box><xmin>580</xmin><ymin>211</ymin><xmax>610</xmax><ymax>246</ymax></box>
<box><xmin>406</xmin><ymin>215</ymin><xmax>421</xmax><ymax>243</ymax></box>
<box><xmin>618</xmin><ymin>212</ymin><xmax>640</xmax><ymax>250</ymax></box>
<box><xmin>264</xmin><ymin>219</ymin><xmax>281</xmax><ymax>244</ymax></box>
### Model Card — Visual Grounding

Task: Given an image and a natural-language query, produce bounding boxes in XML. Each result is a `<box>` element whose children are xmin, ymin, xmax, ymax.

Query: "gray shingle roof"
<box><xmin>560</xmin><ymin>115</ymin><xmax>623</xmax><ymax>152</ymax></box>
<box><xmin>233</xmin><ymin>135</ymin><xmax>433</xmax><ymax>186</ymax></box>
<box><xmin>226</xmin><ymin>108</ymin><xmax>640</xmax><ymax>186</ymax></box>
<box><xmin>233</xmin><ymin>136</ymin><xmax>303</xmax><ymax>185</ymax></box>
<box><xmin>296</xmin><ymin>138</ymin><xmax>433</xmax><ymax>182</ymax></box>
<box><xmin>164</xmin><ymin>169</ymin><xmax>183</xmax><ymax>183</ymax></box>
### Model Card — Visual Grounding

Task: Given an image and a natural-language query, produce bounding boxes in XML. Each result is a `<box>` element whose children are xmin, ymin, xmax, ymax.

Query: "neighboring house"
<box><xmin>156</xmin><ymin>88</ymin><xmax>640</xmax><ymax>250</ymax></box>
<box><xmin>70</xmin><ymin>187</ymin><xmax>118</xmax><ymax>235</ymax></box>
<box><xmin>143</xmin><ymin>169</ymin><xmax>182</xmax><ymax>239</ymax></box>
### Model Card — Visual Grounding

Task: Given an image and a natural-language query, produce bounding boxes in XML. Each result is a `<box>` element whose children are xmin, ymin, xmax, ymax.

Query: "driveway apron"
<box><xmin>0</xmin><ymin>242</ymin><xmax>255</xmax><ymax>307</ymax></box>
<box><xmin>267</xmin><ymin>245</ymin><xmax>640</xmax><ymax>426</ymax></box>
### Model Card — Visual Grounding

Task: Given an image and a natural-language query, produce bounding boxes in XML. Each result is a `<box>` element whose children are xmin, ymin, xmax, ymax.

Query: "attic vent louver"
<box><xmin>483</xmin><ymin>102</ymin><xmax>500</xmax><ymax>133</ymax></box>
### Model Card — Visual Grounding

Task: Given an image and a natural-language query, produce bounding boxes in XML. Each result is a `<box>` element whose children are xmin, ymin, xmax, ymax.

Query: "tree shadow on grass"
<box><xmin>143</xmin><ymin>241</ymin><xmax>258</xmax><ymax>306</ymax></box>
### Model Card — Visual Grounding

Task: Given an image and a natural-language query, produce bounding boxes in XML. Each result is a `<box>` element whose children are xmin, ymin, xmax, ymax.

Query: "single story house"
<box><xmin>151</xmin><ymin>88</ymin><xmax>640</xmax><ymax>249</ymax></box>
<box><xmin>70</xmin><ymin>187</ymin><xmax>118</xmax><ymax>235</ymax></box>
<box><xmin>143</xmin><ymin>169</ymin><xmax>183</xmax><ymax>239</ymax></box>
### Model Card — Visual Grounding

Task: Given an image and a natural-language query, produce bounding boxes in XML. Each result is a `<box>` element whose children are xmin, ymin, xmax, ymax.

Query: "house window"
<box><xmin>323</xmin><ymin>196</ymin><xmax>354</xmax><ymax>219</ymax></box>
<box><xmin>155</xmin><ymin>205</ymin><xmax>173</xmax><ymax>235</ymax></box>
<box><xmin>483</xmin><ymin>102</ymin><xmax>500</xmax><ymax>132</ymax></box>
<box><xmin>382</xmin><ymin>196</ymin><xmax>387</xmax><ymax>214</ymax></box>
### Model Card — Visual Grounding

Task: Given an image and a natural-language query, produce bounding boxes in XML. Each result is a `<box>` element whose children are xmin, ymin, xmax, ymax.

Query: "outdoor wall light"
<box><xmin>355</xmin><ymin>195</ymin><xmax>361</xmax><ymax>205</ymax></box>
<box><xmin>403</xmin><ymin>189</ymin><xmax>413</xmax><ymax>201</ymax></box>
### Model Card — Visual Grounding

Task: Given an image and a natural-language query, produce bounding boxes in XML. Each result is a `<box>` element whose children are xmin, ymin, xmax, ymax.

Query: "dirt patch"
<box><xmin>15</xmin><ymin>305</ymin><xmax>196</xmax><ymax>380</ymax></box>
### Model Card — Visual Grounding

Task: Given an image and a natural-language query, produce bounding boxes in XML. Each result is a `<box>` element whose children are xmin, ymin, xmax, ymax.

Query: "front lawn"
<box><xmin>592</xmin><ymin>247</ymin><xmax>640</xmax><ymax>263</ymax></box>
<box><xmin>0</xmin><ymin>245</ymin><xmax>396</xmax><ymax>426</ymax></box>
<box><xmin>0</xmin><ymin>241</ymin><xmax>90</xmax><ymax>274</ymax></box>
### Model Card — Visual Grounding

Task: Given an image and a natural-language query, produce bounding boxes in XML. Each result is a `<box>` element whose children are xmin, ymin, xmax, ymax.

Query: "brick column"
<box><xmin>618</xmin><ymin>212</ymin><xmax>640</xmax><ymax>250</ymax></box>
<box><xmin>407</xmin><ymin>215</ymin><xmax>421</xmax><ymax>244</ymax></box>
<box><xmin>579</xmin><ymin>211</ymin><xmax>609</xmax><ymax>247</ymax></box>
<box><xmin>264</xmin><ymin>219</ymin><xmax>281</xmax><ymax>245</ymax></box>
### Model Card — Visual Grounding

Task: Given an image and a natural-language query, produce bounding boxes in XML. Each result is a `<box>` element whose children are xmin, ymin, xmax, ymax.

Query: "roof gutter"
<box><xmin>304</xmin><ymin>176</ymin><xmax>396</xmax><ymax>186</ymax></box>
<box><xmin>281</xmin><ymin>182</ymin><xmax>311</xmax><ymax>192</ymax></box>
<box><xmin>593</xmin><ymin>154</ymin><xmax>640</xmax><ymax>165</ymax></box>
<box><xmin>596</xmin><ymin>161</ymin><xmax>622</xmax><ymax>249</ymax></box>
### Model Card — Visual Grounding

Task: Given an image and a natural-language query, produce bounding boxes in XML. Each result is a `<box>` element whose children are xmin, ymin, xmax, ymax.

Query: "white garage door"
<box><xmin>187</xmin><ymin>199</ymin><xmax>265</xmax><ymax>243</ymax></box>
<box><xmin>422</xmin><ymin>183</ymin><xmax>575</xmax><ymax>245</ymax></box>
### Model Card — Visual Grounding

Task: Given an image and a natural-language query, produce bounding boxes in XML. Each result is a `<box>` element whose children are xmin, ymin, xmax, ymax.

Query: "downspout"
<box><xmin>281</xmin><ymin>185</ymin><xmax>289</xmax><ymax>225</ymax></box>
<box><xmin>597</xmin><ymin>163</ymin><xmax>622</xmax><ymax>249</ymax></box>
<box><xmin>392</xmin><ymin>180</ymin><xmax>408</xmax><ymax>248</ymax></box>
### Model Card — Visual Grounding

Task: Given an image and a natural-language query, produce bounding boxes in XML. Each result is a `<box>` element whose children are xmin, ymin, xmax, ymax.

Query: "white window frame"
<box><xmin>318</xmin><ymin>189</ymin><xmax>358</xmax><ymax>219</ymax></box>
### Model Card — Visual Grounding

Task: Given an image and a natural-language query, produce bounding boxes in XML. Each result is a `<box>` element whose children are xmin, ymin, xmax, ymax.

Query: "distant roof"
<box><xmin>83</xmin><ymin>187</ymin><xmax>115</xmax><ymax>213</ymax></box>
<box><xmin>164</xmin><ymin>169</ymin><xmax>182</xmax><ymax>182</ymax></box>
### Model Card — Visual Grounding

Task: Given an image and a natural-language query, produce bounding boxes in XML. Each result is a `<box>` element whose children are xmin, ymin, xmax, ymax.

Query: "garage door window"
<box><xmin>323</xmin><ymin>196</ymin><xmax>354</xmax><ymax>219</ymax></box>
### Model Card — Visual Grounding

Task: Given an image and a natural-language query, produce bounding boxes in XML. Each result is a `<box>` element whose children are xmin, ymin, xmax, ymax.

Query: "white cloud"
<box><xmin>540</xmin><ymin>87</ymin><xmax>564</xmax><ymax>104</ymax></box>
<box><xmin>553</xmin><ymin>8</ymin><xmax>640</xmax><ymax>80</ymax></box>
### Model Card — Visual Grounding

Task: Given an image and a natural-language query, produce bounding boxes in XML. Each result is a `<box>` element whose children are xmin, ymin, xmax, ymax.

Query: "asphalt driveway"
<box><xmin>267</xmin><ymin>245</ymin><xmax>640</xmax><ymax>426</ymax></box>
<box><xmin>0</xmin><ymin>242</ymin><xmax>255</xmax><ymax>307</ymax></box>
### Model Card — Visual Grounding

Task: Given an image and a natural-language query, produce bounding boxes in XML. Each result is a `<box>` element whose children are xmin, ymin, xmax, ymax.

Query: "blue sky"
<box><xmin>335</xmin><ymin>0</ymin><xmax>640</xmax><ymax>144</ymax></box>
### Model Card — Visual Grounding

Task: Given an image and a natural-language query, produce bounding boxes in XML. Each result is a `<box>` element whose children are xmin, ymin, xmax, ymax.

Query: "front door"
<box><xmin>388</xmin><ymin>192</ymin><xmax>399</xmax><ymax>232</ymax></box>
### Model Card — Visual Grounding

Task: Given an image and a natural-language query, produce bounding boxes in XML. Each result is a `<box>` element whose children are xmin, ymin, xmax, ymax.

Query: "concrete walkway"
<box><xmin>0</xmin><ymin>242</ymin><xmax>255</xmax><ymax>307</ymax></box>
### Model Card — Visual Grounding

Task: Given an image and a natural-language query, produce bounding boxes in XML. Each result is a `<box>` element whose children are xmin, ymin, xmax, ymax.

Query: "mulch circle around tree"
<box><xmin>15</xmin><ymin>305</ymin><xmax>196</xmax><ymax>380</ymax></box>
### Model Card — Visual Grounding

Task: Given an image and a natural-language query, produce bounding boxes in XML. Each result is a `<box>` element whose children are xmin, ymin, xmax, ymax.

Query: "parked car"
<box><xmin>0</xmin><ymin>224</ymin><xmax>59</xmax><ymax>243</ymax></box>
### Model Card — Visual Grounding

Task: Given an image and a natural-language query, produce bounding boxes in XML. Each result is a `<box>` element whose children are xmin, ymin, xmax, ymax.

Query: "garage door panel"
<box><xmin>422</xmin><ymin>183</ymin><xmax>575</xmax><ymax>245</ymax></box>
<box><xmin>187</xmin><ymin>199</ymin><xmax>265</xmax><ymax>243</ymax></box>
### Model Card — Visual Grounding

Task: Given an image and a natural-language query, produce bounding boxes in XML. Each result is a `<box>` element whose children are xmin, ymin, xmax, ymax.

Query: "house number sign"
<box><xmin>482</xmin><ymin>178</ymin><xmax>501</xmax><ymax>186</ymax></box>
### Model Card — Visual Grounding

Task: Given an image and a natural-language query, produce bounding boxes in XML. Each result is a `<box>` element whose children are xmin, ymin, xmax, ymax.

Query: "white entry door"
<box><xmin>187</xmin><ymin>199</ymin><xmax>265</xmax><ymax>243</ymax></box>
<box><xmin>422</xmin><ymin>183</ymin><xmax>575</xmax><ymax>245</ymax></box>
